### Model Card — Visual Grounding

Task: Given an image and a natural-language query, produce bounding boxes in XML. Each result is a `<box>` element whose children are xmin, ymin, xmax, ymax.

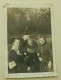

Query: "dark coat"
<box><xmin>8</xmin><ymin>50</ymin><xmax>27</xmax><ymax>73</ymax></box>
<box><xmin>38</xmin><ymin>43</ymin><xmax>53</xmax><ymax>72</ymax></box>
<box><xmin>19</xmin><ymin>38</ymin><xmax>28</xmax><ymax>54</ymax></box>
<box><xmin>24</xmin><ymin>42</ymin><xmax>41</xmax><ymax>72</ymax></box>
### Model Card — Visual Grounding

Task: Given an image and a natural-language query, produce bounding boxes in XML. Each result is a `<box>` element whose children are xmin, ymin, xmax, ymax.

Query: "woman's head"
<box><xmin>13</xmin><ymin>39</ymin><xmax>20</xmax><ymax>46</ymax></box>
<box><xmin>11</xmin><ymin>38</ymin><xmax>20</xmax><ymax>50</ymax></box>
<box><xmin>22</xmin><ymin>35</ymin><xmax>30</xmax><ymax>41</ymax></box>
<box><xmin>39</xmin><ymin>37</ymin><xmax>46</xmax><ymax>45</ymax></box>
<box><xmin>28</xmin><ymin>39</ymin><xmax>33</xmax><ymax>45</ymax></box>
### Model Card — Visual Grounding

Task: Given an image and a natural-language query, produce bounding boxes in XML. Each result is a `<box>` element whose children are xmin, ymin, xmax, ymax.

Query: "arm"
<box><xmin>8</xmin><ymin>50</ymin><xmax>17</xmax><ymax>69</ymax></box>
<box><xmin>34</xmin><ymin>42</ymin><xmax>43</xmax><ymax>62</ymax></box>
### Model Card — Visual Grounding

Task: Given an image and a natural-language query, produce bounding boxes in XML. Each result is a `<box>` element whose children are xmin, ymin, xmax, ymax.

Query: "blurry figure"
<box><xmin>22</xmin><ymin>35</ymin><xmax>30</xmax><ymax>41</ymax></box>
<box><xmin>8</xmin><ymin>38</ymin><xmax>25</xmax><ymax>73</ymax></box>
<box><xmin>38</xmin><ymin>37</ymin><xmax>53</xmax><ymax>72</ymax></box>
<box><xmin>19</xmin><ymin>35</ymin><xmax>32</xmax><ymax>72</ymax></box>
<box><xmin>19</xmin><ymin>35</ymin><xmax>30</xmax><ymax>55</ymax></box>
<box><xmin>24</xmin><ymin>37</ymin><xmax>41</xmax><ymax>72</ymax></box>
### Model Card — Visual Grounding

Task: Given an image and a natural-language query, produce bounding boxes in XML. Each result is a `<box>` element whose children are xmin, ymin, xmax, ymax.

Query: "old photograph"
<box><xmin>5</xmin><ymin>4</ymin><xmax>56</xmax><ymax>78</ymax></box>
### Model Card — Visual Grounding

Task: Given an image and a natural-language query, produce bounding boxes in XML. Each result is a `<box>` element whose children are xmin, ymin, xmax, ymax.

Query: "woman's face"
<box><xmin>13</xmin><ymin>39</ymin><xmax>20</xmax><ymax>49</ymax></box>
<box><xmin>28</xmin><ymin>39</ymin><xmax>33</xmax><ymax>45</ymax></box>
<box><xmin>23</xmin><ymin>35</ymin><xmax>30</xmax><ymax>41</ymax></box>
<box><xmin>39</xmin><ymin>38</ymin><xmax>45</xmax><ymax>45</ymax></box>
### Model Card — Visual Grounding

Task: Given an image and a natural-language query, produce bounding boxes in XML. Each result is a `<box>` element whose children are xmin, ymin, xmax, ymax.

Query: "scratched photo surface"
<box><xmin>7</xmin><ymin>8</ymin><xmax>54</xmax><ymax>73</ymax></box>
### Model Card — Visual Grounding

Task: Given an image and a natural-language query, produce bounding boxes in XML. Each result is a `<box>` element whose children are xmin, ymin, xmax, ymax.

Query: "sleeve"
<box><xmin>45</xmin><ymin>49</ymin><xmax>52</xmax><ymax>63</ymax></box>
<box><xmin>34</xmin><ymin>42</ymin><xmax>41</xmax><ymax>54</ymax></box>
<box><xmin>49</xmin><ymin>46</ymin><xmax>53</xmax><ymax>61</ymax></box>
<box><xmin>8</xmin><ymin>50</ymin><xmax>17</xmax><ymax>63</ymax></box>
<box><xmin>8</xmin><ymin>50</ymin><xmax>17</xmax><ymax>69</ymax></box>
<box><xmin>8</xmin><ymin>50</ymin><xmax>24</xmax><ymax>64</ymax></box>
<box><xmin>16</xmin><ymin>55</ymin><xmax>24</xmax><ymax>63</ymax></box>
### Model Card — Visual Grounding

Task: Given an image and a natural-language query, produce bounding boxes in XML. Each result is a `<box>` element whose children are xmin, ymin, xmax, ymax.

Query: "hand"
<box><xmin>24</xmin><ymin>53</ymin><xmax>27</xmax><ymax>55</ymax></box>
<box><xmin>48</xmin><ymin>61</ymin><xmax>52</xmax><ymax>70</ymax></box>
<box><xmin>18</xmin><ymin>53</ymin><xmax>22</xmax><ymax>55</ymax></box>
<box><xmin>27</xmin><ymin>66</ymin><xmax>30</xmax><ymax>71</ymax></box>
<box><xmin>37</xmin><ymin>53</ymin><xmax>40</xmax><ymax>56</ymax></box>
<box><xmin>39</xmin><ymin>57</ymin><xmax>43</xmax><ymax>62</ymax></box>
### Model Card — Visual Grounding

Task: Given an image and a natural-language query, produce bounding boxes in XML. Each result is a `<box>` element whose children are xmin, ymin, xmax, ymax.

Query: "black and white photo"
<box><xmin>5</xmin><ymin>3</ymin><xmax>56</xmax><ymax>78</ymax></box>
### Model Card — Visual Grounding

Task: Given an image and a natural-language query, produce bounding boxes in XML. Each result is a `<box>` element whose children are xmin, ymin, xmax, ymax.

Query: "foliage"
<box><xmin>7</xmin><ymin>8</ymin><xmax>51</xmax><ymax>35</ymax></box>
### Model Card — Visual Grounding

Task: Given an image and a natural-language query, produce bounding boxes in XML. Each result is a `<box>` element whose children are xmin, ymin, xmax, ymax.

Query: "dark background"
<box><xmin>7</xmin><ymin>8</ymin><xmax>51</xmax><ymax>35</ymax></box>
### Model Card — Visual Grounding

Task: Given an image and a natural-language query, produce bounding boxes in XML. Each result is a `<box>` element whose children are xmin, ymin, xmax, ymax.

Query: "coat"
<box><xmin>38</xmin><ymin>43</ymin><xmax>53</xmax><ymax>72</ymax></box>
<box><xmin>8</xmin><ymin>50</ymin><xmax>27</xmax><ymax>73</ymax></box>
<box><xmin>23</xmin><ymin>42</ymin><xmax>41</xmax><ymax>72</ymax></box>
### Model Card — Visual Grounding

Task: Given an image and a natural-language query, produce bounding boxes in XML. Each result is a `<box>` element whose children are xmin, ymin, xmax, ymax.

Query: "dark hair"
<box><xmin>39</xmin><ymin>36</ymin><xmax>46</xmax><ymax>45</ymax></box>
<box><xmin>10</xmin><ymin>37</ymin><xmax>20</xmax><ymax>43</ymax></box>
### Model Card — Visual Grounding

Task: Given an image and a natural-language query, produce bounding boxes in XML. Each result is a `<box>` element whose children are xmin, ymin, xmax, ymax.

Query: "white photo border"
<box><xmin>4</xmin><ymin>3</ymin><xmax>57</xmax><ymax>78</ymax></box>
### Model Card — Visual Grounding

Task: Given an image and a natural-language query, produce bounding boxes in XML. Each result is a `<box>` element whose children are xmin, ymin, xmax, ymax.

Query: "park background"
<box><xmin>7</xmin><ymin>7</ymin><xmax>53</xmax><ymax>73</ymax></box>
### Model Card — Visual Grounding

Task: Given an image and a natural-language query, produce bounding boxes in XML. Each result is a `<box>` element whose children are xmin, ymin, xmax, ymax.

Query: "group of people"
<box><xmin>8</xmin><ymin>35</ymin><xmax>53</xmax><ymax>73</ymax></box>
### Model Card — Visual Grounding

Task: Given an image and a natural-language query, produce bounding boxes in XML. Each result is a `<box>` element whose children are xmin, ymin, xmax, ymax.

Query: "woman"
<box><xmin>38</xmin><ymin>37</ymin><xmax>53</xmax><ymax>72</ymax></box>
<box><xmin>24</xmin><ymin>37</ymin><xmax>41</xmax><ymax>72</ymax></box>
<box><xmin>8</xmin><ymin>38</ymin><xmax>25</xmax><ymax>73</ymax></box>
